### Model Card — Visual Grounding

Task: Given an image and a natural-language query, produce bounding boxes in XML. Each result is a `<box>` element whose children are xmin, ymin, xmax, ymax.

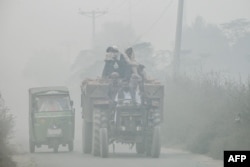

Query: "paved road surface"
<box><xmin>16</xmin><ymin>141</ymin><xmax>222</xmax><ymax>167</ymax></box>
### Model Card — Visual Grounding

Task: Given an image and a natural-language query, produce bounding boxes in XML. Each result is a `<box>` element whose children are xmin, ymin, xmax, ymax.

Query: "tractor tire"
<box><xmin>29</xmin><ymin>139</ymin><xmax>35</xmax><ymax>153</ymax></box>
<box><xmin>68</xmin><ymin>141</ymin><xmax>74</xmax><ymax>152</ymax></box>
<box><xmin>136</xmin><ymin>142</ymin><xmax>145</xmax><ymax>154</ymax></box>
<box><xmin>152</xmin><ymin>112</ymin><xmax>161</xmax><ymax>126</ymax></box>
<box><xmin>100</xmin><ymin>128</ymin><xmax>109</xmax><ymax>158</ymax></box>
<box><xmin>151</xmin><ymin>126</ymin><xmax>161</xmax><ymax>158</ymax></box>
<box><xmin>91</xmin><ymin>109</ymin><xmax>101</xmax><ymax>156</ymax></box>
<box><xmin>83</xmin><ymin>120</ymin><xmax>92</xmax><ymax>154</ymax></box>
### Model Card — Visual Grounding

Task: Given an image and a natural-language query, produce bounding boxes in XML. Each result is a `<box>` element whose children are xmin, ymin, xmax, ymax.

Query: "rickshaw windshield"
<box><xmin>35</xmin><ymin>94</ymin><xmax>72</xmax><ymax>112</ymax></box>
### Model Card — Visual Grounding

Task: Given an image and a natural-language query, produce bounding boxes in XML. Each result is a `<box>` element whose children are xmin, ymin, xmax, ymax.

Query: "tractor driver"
<box><xmin>114</xmin><ymin>82</ymin><xmax>141</xmax><ymax>106</ymax></box>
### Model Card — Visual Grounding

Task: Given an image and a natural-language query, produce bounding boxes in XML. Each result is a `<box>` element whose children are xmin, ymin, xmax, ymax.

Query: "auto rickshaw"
<box><xmin>29</xmin><ymin>86</ymin><xmax>75</xmax><ymax>153</ymax></box>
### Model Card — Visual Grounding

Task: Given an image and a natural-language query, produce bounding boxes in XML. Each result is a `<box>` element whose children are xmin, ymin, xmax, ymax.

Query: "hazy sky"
<box><xmin>1</xmin><ymin>0</ymin><xmax>250</xmax><ymax>95</ymax></box>
<box><xmin>1</xmin><ymin>0</ymin><xmax>250</xmax><ymax>142</ymax></box>
<box><xmin>1</xmin><ymin>0</ymin><xmax>250</xmax><ymax>85</ymax></box>
<box><xmin>1</xmin><ymin>0</ymin><xmax>250</xmax><ymax>54</ymax></box>
<box><xmin>1</xmin><ymin>0</ymin><xmax>249</xmax><ymax>94</ymax></box>
<box><xmin>1</xmin><ymin>0</ymin><xmax>250</xmax><ymax>53</ymax></box>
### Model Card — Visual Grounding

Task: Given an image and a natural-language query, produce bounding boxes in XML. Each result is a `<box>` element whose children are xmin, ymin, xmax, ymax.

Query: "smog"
<box><xmin>1</xmin><ymin>0</ymin><xmax>250</xmax><ymax>167</ymax></box>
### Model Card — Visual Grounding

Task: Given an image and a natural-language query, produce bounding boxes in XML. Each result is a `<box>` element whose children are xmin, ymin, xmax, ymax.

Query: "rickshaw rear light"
<box><xmin>38</xmin><ymin>118</ymin><xmax>45</xmax><ymax>124</ymax></box>
<box><xmin>34</xmin><ymin>118</ymin><xmax>41</xmax><ymax>124</ymax></box>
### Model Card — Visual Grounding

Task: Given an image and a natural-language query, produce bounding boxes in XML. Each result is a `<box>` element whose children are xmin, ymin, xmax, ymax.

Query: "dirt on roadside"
<box><xmin>12</xmin><ymin>153</ymin><xmax>37</xmax><ymax>167</ymax></box>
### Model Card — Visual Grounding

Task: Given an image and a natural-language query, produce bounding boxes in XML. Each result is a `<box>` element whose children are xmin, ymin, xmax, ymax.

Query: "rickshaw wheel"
<box><xmin>29</xmin><ymin>140</ymin><xmax>35</xmax><ymax>153</ymax></box>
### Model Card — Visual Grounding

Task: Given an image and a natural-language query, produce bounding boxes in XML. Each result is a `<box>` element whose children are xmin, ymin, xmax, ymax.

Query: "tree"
<box><xmin>23</xmin><ymin>49</ymin><xmax>70</xmax><ymax>85</ymax></box>
<box><xmin>221</xmin><ymin>19</ymin><xmax>250</xmax><ymax>80</ymax></box>
<box><xmin>181</xmin><ymin>16</ymin><xmax>230</xmax><ymax>74</ymax></box>
<box><xmin>0</xmin><ymin>102</ymin><xmax>16</xmax><ymax>167</ymax></box>
<box><xmin>221</xmin><ymin>18</ymin><xmax>250</xmax><ymax>45</ymax></box>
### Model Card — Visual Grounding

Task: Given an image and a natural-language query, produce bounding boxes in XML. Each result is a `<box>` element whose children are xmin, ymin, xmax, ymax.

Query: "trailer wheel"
<box><xmin>83</xmin><ymin>120</ymin><xmax>92</xmax><ymax>154</ymax></box>
<box><xmin>151</xmin><ymin>126</ymin><xmax>161</xmax><ymax>158</ymax></box>
<box><xmin>53</xmin><ymin>145</ymin><xmax>59</xmax><ymax>153</ymax></box>
<box><xmin>145</xmin><ymin>137</ymin><xmax>152</xmax><ymax>156</ymax></box>
<box><xmin>52</xmin><ymin>139</ymin><xmax>59</xmax><ymax>153</ymax></box>
<box><xmin>92</xmin><ymin>109</ymin><xmax>100</xmax><ymax>156</ymax></box>
<box><xmin>29</xmin><ymin>139</ymin><xmax>35</xmax><ymax>153</ymax></box>
<box><xmin>68</xmin><ymin>141</ymin><xmax>74</xmax><ymax>152</ymax></box>
<box><xmin>100</xmin><ymin>128</ymin><xmax>109</xmax><ymax>158</ymax></box>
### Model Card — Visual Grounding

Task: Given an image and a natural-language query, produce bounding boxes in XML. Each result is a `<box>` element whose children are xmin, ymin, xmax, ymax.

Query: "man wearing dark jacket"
<box><xmin>114</xmin><ymin>47</ymin><xmax>135</xmax><ymax>81</ymax></box>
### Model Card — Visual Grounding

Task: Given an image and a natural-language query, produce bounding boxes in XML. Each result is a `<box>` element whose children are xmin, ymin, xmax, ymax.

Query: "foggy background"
<box><xmin>1</xmin><ymin>0</ymin><xmax>250</xmax><ymax>157</ymax></box>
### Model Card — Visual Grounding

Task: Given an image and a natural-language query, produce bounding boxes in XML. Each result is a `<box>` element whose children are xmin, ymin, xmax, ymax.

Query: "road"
<box><xmin>14</xmin><ymin>140</ymin><xmax>223</xmax><ymax>167</ymax></box>
<box><xmin>11</xmin><ymin>105</ymin><xmax>223</xmax><ymax>167</ymax></box>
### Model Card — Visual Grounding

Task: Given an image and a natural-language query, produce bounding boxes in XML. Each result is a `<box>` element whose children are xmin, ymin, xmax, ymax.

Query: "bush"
<box><xmin>163</xmin><ymin>74</ymin><xmax>250</xmax><ymax>159</ymax></box>
<box><xmin>0</xmin><ymin>106</ymin><xmax>16</xmax><ymax>167</ymax></box>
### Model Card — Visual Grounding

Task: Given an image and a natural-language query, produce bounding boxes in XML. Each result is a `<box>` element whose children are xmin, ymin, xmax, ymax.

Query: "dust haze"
<box><xmin>1</xmin><ymin>0</ymin><xmax>250</xmax><ymax>165</ymax></box>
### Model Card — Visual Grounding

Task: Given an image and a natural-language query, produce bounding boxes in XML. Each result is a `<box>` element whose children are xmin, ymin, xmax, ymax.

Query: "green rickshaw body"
<box><xmin>29</xmin><ymin>87</ymin><xmax>75</xmax><ymax>152</ymax></box>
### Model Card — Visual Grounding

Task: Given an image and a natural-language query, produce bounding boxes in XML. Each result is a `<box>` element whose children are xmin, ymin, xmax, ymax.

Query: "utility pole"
<box><xmin>79</xmin><ymin>10</ymin><xmax>107</xmax><ymax>47</ymax></box>
<box><xmin>173</xmin><ymin>0</ymin><xmax>184</xmax><ymax>78</ymax></box>
<box><xmin>129</xmin><ymin>0</ymin><xmax>132</xmax><ymax>27</ymax></box>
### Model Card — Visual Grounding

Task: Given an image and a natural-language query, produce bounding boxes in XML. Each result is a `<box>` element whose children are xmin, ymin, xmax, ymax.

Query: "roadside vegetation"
<box><xmin>163</xmin><ymin>74</ymin><xmax>250</xmax><ymax>159</ymax></box>
<box><xmin>0</xmin><ymin>100</ymin><xmax>16</xmax><ymax>167</ymax></box>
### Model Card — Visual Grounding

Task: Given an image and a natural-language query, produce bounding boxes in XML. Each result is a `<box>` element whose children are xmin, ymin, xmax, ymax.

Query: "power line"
<box><xmin>107</xmin><ymin>0</ymin><xmax>127</xmax><ymax>13</ymax></box>
<box><xmin>79</xmin><ymin>10</ymin><xmax>107</xmax><ymax>47</ymax></box>
<box><xmin>133</xmin><ymin>0</ymin><xmax>174</xmax><ymax>44</ymax></box>
<box><xmin>104</xmin><ymin>0</ymin><xmax>117</xmax><ymax>10</ymax></box>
